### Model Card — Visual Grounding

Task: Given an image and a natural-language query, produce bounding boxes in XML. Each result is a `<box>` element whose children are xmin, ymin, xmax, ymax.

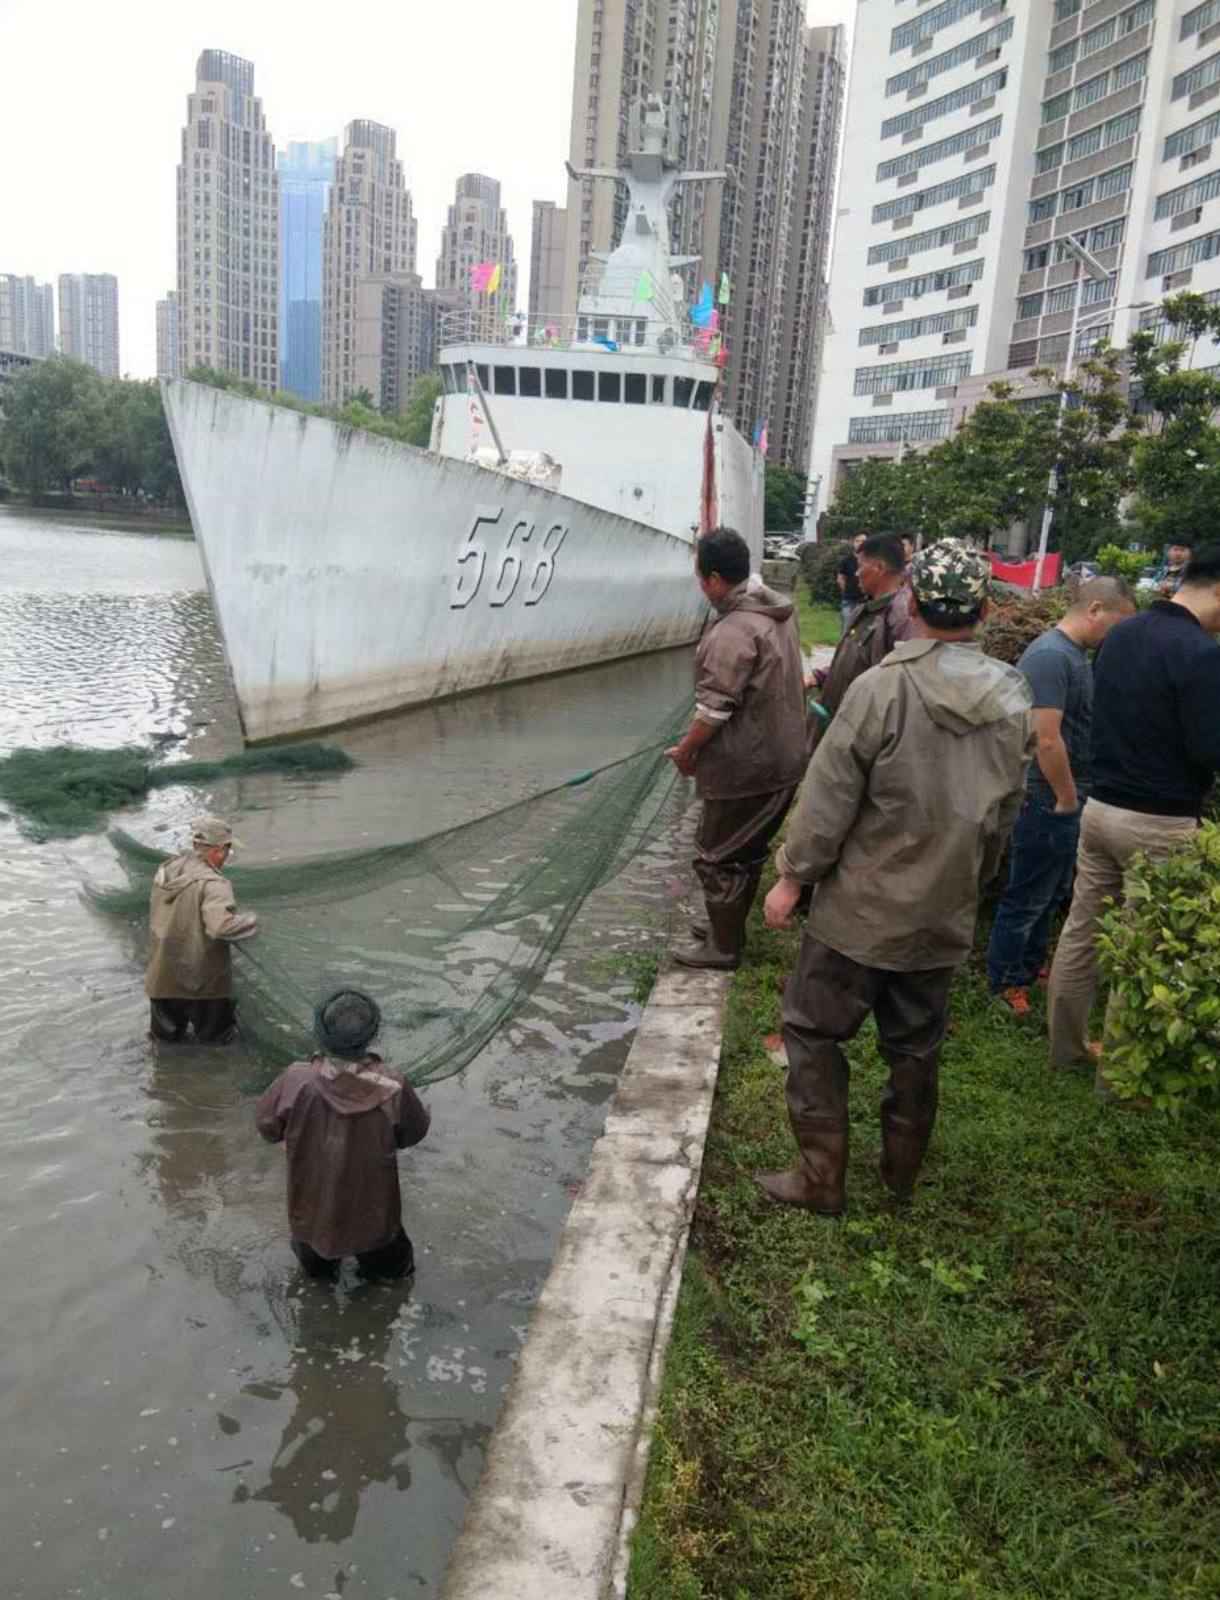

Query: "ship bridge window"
<box><xmin>494</xmin><ymin>365</ymin><xmax>516</xmax><ymax>395</ymax></box>
<box><xmin>545</xmin><ymin>368</ymin><xmax>567</xmax><ymax>399</ymax></box>
<box><xmin>673</xmin><ymin>376</ymin><xmax>695</xmax><ymax>407</ymax></box>
<box><xmin>518</xmin><ymin>366</ymin><xmax>542</xmax><ymax>397</ymax></box>
<box><xmin>572</xmin><ymin>370</ymin><xmax>595</xmax><ymax>400</ymax></box>
<box><xmin>652</xmin><ymin>375</ymin><xmax>667</xmax><ymax>403</ymax></box>
<box><xmin>599</xmin><ymin>371</ymin><xmax>621</xmax><ymax>402</ymax></box>
<box><xmin>625</xmin><ymin>372</ymin><xmax>647</xmax><ymax>404</ymax></box>
<box><xmin>693</xmin><ymin>381</ymin><xmax>714</xmax><ymax>412</ymax></box>
<box><xmin>442</xmin><ymin>364</ymin><xmax>461</xmax><ymax>394</ymax></box>
<box><xmin>476</xmin><ymin>363</ymin><xmax>490</xmax><ymax>389</ymax></box>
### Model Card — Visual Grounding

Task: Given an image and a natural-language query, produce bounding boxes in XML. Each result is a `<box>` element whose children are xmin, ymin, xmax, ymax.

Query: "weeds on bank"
<box><xmin>798</xmin><ymin>594</ymin><xmax>841</xmax><ymax>653</ymax></box>
<box><xmin>629</xmin><ymin>884</ymin><xmax>1220</xmax><ymax>1599</ymax></box>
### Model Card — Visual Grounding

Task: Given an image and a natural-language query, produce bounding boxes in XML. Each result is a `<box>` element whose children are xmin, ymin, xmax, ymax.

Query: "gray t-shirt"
<box><xmin>1017</xmin><ymin>627</ymin><xmax>1092</xmax><ymax>804</ymax></box>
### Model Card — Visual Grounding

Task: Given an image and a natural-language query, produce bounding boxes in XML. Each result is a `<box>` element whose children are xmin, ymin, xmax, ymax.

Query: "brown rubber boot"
<box><xmin>754</xmin><ymin>1115</ymin><xmax>847</xmax><ymax>1215</ymax></box>
<box><xmin>673</xmin><ymin>898</ymin><xmax>746</xmax><ymax>970</ymax></box>
<box><xmin>878</xmin><ymin>1113</ymin><xmax>932</xmax><ymax>1202</ymax></box>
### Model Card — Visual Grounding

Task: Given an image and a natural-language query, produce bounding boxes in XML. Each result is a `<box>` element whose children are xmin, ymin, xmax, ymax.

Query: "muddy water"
<box><xmin>0</xmin><ymin>507</ymin><xmax>696</xmax><ymax>1600</ymax></box>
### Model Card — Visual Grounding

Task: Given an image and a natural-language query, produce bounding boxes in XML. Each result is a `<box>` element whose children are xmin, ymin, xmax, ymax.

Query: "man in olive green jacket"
<box><xmin>145</xmin><ymin>814</ymin><xmax>258</xmax><ymax>1043</ymax></box>
<box><xmin>666</xmin><ymin>527</ymin><xmax>807</xmax><ymax>970</ymax></box>
<box><xmin>757</xmin><ymin>541</ymin><xmax>1034</xmax><ymax>1214</ymax></box>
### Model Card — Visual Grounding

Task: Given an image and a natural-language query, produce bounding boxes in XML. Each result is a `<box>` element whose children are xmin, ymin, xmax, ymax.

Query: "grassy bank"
<box><xmin>798</xmin><ymin>591</ymin><xmax>840</xmax><ymax>653</ymax></box>
<box><xmin>629</xmin><ymin>888</ymin><xmax>1220</xmax><ymax>1597</ymax></box>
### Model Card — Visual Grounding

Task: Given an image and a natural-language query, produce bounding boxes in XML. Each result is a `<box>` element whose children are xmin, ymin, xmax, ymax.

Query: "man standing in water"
<box><xmin>145</xmin><ymin>814</ymin><xmax>258</xmax><ymax>1043</ymax></box>
<box><xmin>666</xmin><ymin>527</ymin><xmax>806</xmax><ymax>970</ymax></box>
<box><xmin>256</xmin><ymin>990</ymin><xmax>431</xmax><ymax>1281</ymax></box>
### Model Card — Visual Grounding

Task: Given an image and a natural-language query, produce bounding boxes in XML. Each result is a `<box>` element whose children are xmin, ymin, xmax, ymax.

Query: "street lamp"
<box><xmin>1030</xmin><ymin>234</ymin><xmax>1149</xmax><ymax>593</ymax></box>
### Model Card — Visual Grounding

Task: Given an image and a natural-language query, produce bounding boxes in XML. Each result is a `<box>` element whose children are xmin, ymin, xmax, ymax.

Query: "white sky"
<box><xmin>0</xmin><ymin>0</ymin><xmax>856</xmax><ymax>379</ymax></box>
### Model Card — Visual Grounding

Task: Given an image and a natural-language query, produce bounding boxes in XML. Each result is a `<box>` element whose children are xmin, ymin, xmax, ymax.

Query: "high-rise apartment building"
<box><xmin>58</xmin><ymin>273</ymin><xmax>120</xmax><ymax>377</ymax></box>
<box><xmin>176</xmin><ymin>50</ymin><xmax>279</xmax><ymax>389</ymax></box>
<box><xmin>435</xmin><ymin>174</ymin><xmax>518</xmax><ymax>345</ymax></box>
<box><xmin>156</xmin><ymin>292</ymin><xmax>181</xmax><ymax>380</ymax></box>
<box><xmin>0</xmin><ymin>275</ymin><xmax>54</xmax><ymax>358</ymax></box>
<box><xmin>560</xmin><ymin>0</ymin><xmax>846</xmax><ymax>467</ymax></box>
<box><xmin>279</xmin><ymin>138</ymin><xmax>337</xmax><ymax>401</ymax></box>
<box><xmin>321</xmin><ymin>120</ymin><xmax>417</xmax><ymax>407</ymax></box>
<box><xmin>352</xmin><ymin>274</ymin><xmax>438</xmax><ymax>414</ymax></box>
<box><xmin>772</xmin><ymin>26</ymin><xmax>847</xmax><ymax>475</ymax></box>
<box><xmin>528</xmin><ymin>200</ymin><xmax>568</xmax><ymax>338</ymax></box>
<box><xmin>812</xmin><ymin>0</ymin><xmax>1192</xmax><ymax>508</ymax></box>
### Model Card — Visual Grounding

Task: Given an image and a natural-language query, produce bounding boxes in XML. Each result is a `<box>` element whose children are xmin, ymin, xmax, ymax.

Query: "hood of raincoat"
<box><xmin>886</xmin><ymin>638</ymin><xmax>1031</xmax><ymax>735</ymax></box>
<box><xmin>151</xmin><ymin>850</ymin><xmax>224</xmax><ymax>902</ymax></box>
<box><xmin>309</xmin><ymin>1054</ymin><xmax>402</xmax><ymax>1115</ymax></box>
<box><xmin>715</xmin><ymin>581</ymin><xmax>794</xmax><ymax>624</ymax></box>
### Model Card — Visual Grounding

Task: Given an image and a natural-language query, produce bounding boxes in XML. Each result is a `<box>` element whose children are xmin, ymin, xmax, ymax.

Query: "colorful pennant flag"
<box><xmin>593</xmin><ymin>336</ymin><xmax>620</xmax><ymax>353</ymax></box>
<box><xmin>759</xmin><ymin>423</ymin><xmax>769</xmax><ymax>456</ymax></box>
<box><xmin>634</xmin><ymin>271</ymin><xmax>654</xmax><ymax>302</ymax></box>
<box><xmin>470</xmin><ymin>261</ymin><xmax>495</xmax><ymax>292</ymax></box>
<box><xmin>709</xmin><ymin>333</ymin><xmax>722</xmax><ymax>358</ymax></box>
<box><xmin>691</xmin><ymin>280</ymin><xmax>715</xmax><ymax>328</ymax></box>
<box><xmin>719</xmin><ymin>273</ymin><xmax>731</xmax><ymax>305</ymax></box>
<box><xmin>486</xmin><ymin>263</ymin><xmax>502</xmax><ymax>295</ymax></box>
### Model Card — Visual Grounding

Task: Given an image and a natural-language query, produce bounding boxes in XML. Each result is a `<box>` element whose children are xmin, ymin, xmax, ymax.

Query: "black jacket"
<box><xmin>1092</xmin><ymin>602</ymin><xmax>1220</xmax><ymax>818</ymax></box>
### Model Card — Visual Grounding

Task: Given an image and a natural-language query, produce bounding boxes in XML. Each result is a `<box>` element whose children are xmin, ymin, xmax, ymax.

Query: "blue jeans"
<box><xmin>986</xmin><ymin>794</ymin><xmax>1080</xmax><ymax>993</ymax></box>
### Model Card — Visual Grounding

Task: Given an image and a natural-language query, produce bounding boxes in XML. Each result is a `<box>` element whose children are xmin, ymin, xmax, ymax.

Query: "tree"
<box><xmin>818</xmin><ymin>453</ymin><xmax>930</xmax><ymax>544</ymax></box>
<box><xmin>401</xmin><ymin>373</ymin><xmax>442</xmax><ymax>448</ymax></box>
<box><xmin>1126</xmin><ymin>292</ymin><xmax>1220</xmax><ymax>553</ymax></box>
<box><xmin>0</xmin><ymin>357</ymin><xmax>105</xmax><ymax>494</ymax></box>
<box><xmin>764</xmin><ymin>464</ymin><xmax>806</xmax><ymax>530</ymax></box>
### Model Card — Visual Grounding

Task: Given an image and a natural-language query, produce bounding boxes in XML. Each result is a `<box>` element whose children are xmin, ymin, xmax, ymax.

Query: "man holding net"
<box><xmin>666</xmin><ymin>527</ymin><xmax>807</xmax><ymax>970</ymax></box>
<box><xmin>145</xmin><ymin>814</ymin><xmax>258</xmax><ymax>1044</ymax></box>
<box><xmin>256</xmin><ymin>990</ymin><xmax>431</xmax><ymax>1281</ymax></box>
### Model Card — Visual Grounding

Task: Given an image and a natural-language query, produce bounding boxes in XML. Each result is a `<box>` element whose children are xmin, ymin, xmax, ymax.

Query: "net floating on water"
<box><xmin>88</xmin><ymin>700</ymin><xmax>692</xmax><ymax>1090</ymax></box>
<box><xmin>0</xmin><ymin>743</ymin><xmax>356</xmax><ymax>840</ymax></box>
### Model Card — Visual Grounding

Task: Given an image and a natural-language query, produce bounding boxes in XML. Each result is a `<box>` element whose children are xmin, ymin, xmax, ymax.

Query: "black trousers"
<box><xmin>694</xmin><ymin>786</ymin><xmax>797</xmax><ymax>908</ymax></box>
<box><xmin>291</xmin><ymin>1226</ymin><xmax>415</xmax><ymax>1283</ymax></box>
<box><xmin>149</xmin><ymin>998</ymin><xmax>238</xmax><ymax>1044</ymax></box>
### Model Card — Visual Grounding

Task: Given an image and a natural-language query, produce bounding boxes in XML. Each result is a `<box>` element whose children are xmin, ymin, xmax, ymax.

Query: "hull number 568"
<box><xmin>450</xmin><ymin>504</ymin><xmax>569</xmax><ymax>610</ymax></box>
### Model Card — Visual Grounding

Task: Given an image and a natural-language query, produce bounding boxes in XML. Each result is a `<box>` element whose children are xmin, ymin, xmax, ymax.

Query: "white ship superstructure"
<box><xmin>164</xmin><ymin>99</ymin><xmax>762</xmax><ymax>742</ymax></box>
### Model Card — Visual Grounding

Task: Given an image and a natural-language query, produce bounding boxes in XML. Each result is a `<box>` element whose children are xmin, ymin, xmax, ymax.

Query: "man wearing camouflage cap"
<box><xmin>757</xmin><ymin>540</ymin><xmax>1034</xmax><ymax>1214</ymax></box>
<box><xmin>145</xmin><ymin>814</ymin><xmax>259</xmax><ymax>1043</ymax></box>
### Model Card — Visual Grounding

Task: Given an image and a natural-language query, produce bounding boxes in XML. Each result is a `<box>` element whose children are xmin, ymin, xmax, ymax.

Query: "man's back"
<box><xmin>781</xmin><ymin>640</ymin><xmax>1033</xmax><ymax>969</ymax></box>
<box><xmin>694</xmin><ymin>583</ymin><xmax>806</xmax><ymax>799</ymax></box>
<box><xmin>1092</xmin><ymin>601</ymin><xmax>1220</xmax><ymax>817</ymax></box>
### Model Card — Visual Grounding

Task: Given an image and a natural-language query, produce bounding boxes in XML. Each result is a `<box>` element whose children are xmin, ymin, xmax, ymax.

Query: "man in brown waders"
<box><xmin>757</xmin><ymin>541</ymin><xmax>1033</xmax><ymax>1213</ymax></box>
<box><xmin>145</xmin><ymin>814</ymin><xmax>258</xmax><ymax>1043</ymax></box>
<box><xmin>665</xmin><ymin>527</ymin><xmax>807</xmax><ymax>970</ymax></box>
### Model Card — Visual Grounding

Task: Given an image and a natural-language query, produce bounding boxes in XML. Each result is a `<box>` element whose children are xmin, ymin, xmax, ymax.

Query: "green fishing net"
<box><xmin>88</xmin><ymin>699</ymin><xmax>692</xmax><ymax>1090</ymax></box>
<box><xmin>0</xmin><ymin>743</ymin><xmax>356</xmax><ymax>839</ymax></box>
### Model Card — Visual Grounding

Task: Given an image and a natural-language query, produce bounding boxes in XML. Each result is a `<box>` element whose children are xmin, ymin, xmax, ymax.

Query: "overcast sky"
<box><xmin>0</xmin><ymin>0</ymin><xmax>856</xmax><ymax>379</ymax></box>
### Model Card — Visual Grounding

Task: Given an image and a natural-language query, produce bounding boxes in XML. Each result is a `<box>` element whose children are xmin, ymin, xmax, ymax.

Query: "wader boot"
<box><xmin>878</xmin><ymin>1110</ymin><xmax>933</xmax><ymax>1202</ymax></box>
<box><xmin>754</xmin><ymin>1112</ymin><xmax>848</xmax><ymax>1215</ymax></box>
<box><xmin>673</xmin><ymin>867</ymin><xmax>760</xmax><ymax>971</ymax></box>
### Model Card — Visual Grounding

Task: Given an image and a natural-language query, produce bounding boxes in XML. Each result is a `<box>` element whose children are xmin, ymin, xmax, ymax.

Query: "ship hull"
<box><xmin>164</xmin><ymin>381</ymin><xmax>711</xmax><ymax>743</ymax></box>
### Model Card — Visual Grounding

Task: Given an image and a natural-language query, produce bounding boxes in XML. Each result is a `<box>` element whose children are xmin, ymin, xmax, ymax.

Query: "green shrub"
<box><xmin>1096</xmin><ymin>823</ymin><xmax>1220</xmax><ymax>1111</ymax></box>
<box><xmin>1095</xmin><ymin>543</ymin><xmax>1148</xmax><ymax>583</ymax></box>
<box><xmin>799</xmin><ymin>539</ymin><xmax>852</xmax><ymax>605</ymax></box>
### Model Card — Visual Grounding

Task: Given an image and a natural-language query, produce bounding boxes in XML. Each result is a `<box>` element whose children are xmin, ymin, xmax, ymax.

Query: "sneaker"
<box><xmin>996</xmin><ymin>986</ymin><xmax>1032</xmax><ymax>1018</ymax></box>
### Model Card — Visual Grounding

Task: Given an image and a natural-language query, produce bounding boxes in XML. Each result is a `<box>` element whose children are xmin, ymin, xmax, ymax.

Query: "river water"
<box><xmin>0</xmin><ymin>507</ymin><xmax>695</xmax><ymax>1600</ymax></box>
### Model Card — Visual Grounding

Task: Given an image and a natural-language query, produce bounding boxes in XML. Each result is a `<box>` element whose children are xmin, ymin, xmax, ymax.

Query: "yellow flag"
<box><xmin>486</xmin><ymin>264</ymin><xmax>502</xmax><ymax>295</ymax></box>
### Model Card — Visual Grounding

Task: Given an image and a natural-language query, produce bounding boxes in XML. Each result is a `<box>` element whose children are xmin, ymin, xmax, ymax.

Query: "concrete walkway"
<box><xmin>439</xmin><ymin>963</ymin><xmax>731</xmax><ymax>1600</ymax></box>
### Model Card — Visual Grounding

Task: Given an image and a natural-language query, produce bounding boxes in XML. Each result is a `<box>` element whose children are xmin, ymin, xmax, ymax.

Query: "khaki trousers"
<box><xmin>1047</xmin><ymin>798</ymin><xmax>1197</xmax><ymax>1069</ymax></box>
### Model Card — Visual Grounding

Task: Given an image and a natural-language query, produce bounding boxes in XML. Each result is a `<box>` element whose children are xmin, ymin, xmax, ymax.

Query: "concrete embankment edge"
<box><xmin>439</xmin><ymin>963</ymin><xmax>731</xmax><ymax>1600</ymax></box>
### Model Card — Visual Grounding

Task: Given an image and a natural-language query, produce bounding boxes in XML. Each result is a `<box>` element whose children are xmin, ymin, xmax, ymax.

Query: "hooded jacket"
<box><xmin>256</xmin><ymin>1055</ymin><xmax>431</xmax><ymax>1259</ymax></box>
<box><xmin>808</xmin><ymin>583</ymin><xmax>918</xmax><ymax>758</ymax></box>
<box><xmin>778</xmin><ymin>639</ymin><xmax>1034</xmax><ymax>970</ymax></box>
<box><xmin>694</xmin><ymin>582</ymin><xmax>807</xmax><ymax>799</ymax></box>
<box><xmin>144</xmin><ymin>851</ymin><xmax>258</xmax><ymax>999</ymax></box>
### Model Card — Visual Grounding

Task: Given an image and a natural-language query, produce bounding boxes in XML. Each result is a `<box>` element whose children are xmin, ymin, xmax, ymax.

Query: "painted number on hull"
<box><xmin>450</xmin><ymin>505</ymin><xmax>568</xmax><ymax>610</ymax></box>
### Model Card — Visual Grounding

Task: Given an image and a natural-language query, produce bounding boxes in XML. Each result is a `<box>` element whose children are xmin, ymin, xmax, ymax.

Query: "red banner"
<box><xmin>989</xmin><ymin>552</ymin><xmax>1062</xmax><ymax>590</ymax></box>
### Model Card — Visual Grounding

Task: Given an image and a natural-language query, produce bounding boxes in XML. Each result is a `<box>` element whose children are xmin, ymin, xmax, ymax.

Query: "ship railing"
<box><xmin>439</xmin><ymin>311</ymin><xmax>719</xmax><ymax>364</ymax></box>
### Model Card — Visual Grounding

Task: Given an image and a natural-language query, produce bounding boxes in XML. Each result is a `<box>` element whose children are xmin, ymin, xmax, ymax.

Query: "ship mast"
<box><xmin>565</xmin><ymin>97</ymin><xmax>727</xmax><ymax>356</ymax></box>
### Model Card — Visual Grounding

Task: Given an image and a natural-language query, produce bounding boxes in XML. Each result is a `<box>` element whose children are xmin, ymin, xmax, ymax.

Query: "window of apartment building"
<box><xmin>1174</xmin><ymin>52</ymin><xmax>1220</xmax><ymax>103</ymax></box>
<box><xmin>853</xmin><ymin>350</ymin><xmax>972</xmax><ymax>396</ymax></box>
<box><xmin>890</xmin><ymin>0</ymin><xmax>989</xmax><ymax>54</ymax></box>
<box><xmin>1148</xmin><ymin>227</ymin><xmax>1220</xmax><ymax>277</ymax></box>
<box><xmin>862</xmin><ymin>257</ymin><xmax>985</xmax><ymax>306</ymax></box>
<box><xmin>885</xmin><ymin>18</ymin><xmax>1013</xmax><ymax>98</ymax></box>
<box><xmin>1165</xmin><ymin>108</ymin><xmax>1220</xmax><ymax>160</ymax></box>
<box><xmin>1017</xmin><ymin>292</ymin><xmax>1044</xmax><ymax>320</ymax></box>
<box><xmin>873</xmin><ymin>165</ymin><xmax>996</xmax><ymax>225</ymax></box>
<box><xmin>1183</xmin><ymin>2</ymin><xmax>1220</xmax><ymax>41</ymax></box>
<box><xmin>867</xmin><ymin>211</ymin><xmax>989</xmax><ymax>265</ymax></box>
<box><xmin>858</xmin><ymin>304</ymin><xmax>979</xmax><ymax>346</ymax></box>
<box><xmin>881</xmin><ymin>70</ymin><xmax>1006</xmax><ymax>141</ymax></box>
<box><xmin>848</xmin><ymin>409</ymin><xmax>951</xmax><ymax>446</ymax></box>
